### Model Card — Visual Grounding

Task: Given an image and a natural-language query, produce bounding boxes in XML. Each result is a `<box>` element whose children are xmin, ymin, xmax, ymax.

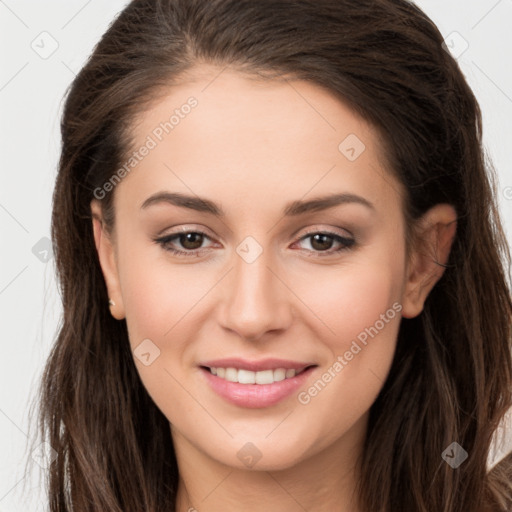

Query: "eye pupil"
<box><xmin>180</xmin><ymin>232</ymin><xmax>203</xmax><ymax>250</ymax></box>
<box><xmin>311</xmin><ymin>233</ymin><xmax>333</xmax><ymax>251</ymax></box>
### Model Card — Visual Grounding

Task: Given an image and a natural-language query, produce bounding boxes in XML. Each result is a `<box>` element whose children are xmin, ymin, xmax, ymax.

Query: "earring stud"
<box><xmin>108</xmin><ymin>298</ymin><xmax>115</xmax><ymax>307</ymax></box>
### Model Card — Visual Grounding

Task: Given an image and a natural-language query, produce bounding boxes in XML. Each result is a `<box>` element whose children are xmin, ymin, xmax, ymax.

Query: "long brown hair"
<box><xmin>34</xmin><ymin>0</ymin><xmax>512</xmax><ymax>510</ymax></box>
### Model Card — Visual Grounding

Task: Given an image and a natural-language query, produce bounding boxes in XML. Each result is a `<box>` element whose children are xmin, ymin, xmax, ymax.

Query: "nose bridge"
<box><xmin>219</xmin><ymin>240</ymin><xmax>291</xmax><ymax>340</ymax></box>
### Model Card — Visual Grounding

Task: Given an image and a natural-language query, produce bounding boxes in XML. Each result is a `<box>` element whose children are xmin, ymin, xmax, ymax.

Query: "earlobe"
<box><xmin>401</xmin><ymin>204</ymin><xmax>457</xmax><ymax>319</ymax></box>
<box><xmin>90</xmin><ymin>200</ymin><xmax>126</xmax><ymax>320</ymax></box>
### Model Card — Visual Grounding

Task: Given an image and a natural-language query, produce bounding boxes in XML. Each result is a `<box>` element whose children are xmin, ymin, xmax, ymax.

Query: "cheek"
<box><xmin>291</xmin><ymin>254</ymin><xmax>405</xmax><ymax>425</ymax></box>
<box><xmin>116</xmin><ymin>236</ymin><xmax>206</xmax><ymax>348</ymax></box>
<box><xmin>116</xmin><ymin>251</ymin><xmax>206</xmax><ymax>414</ymax></box>
<box><xmin>292</xmin><ymin>216</ymin><xmax>406</xmax><ymax>340</ymax></box>
<box><xmin>295</xmin><ymin>253</ymin><xmax>405</xmax><ymax>350</ymax></box>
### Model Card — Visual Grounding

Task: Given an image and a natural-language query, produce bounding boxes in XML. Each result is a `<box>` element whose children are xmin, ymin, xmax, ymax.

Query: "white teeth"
<box><xmin>238</xmin><ymin>369</ymin><xmax>255</xmax><ymax>384</ymax></box>
<box><xmin>225</xmin><ymin>367</ymin><xmax>238</xmax><ymax>383</ymax></box>
<box><xmin>208</xmin><ymin>366</ymin><xmax>299</xmax><ymax>384</ymax></box>
<box><xmin>255</xmin><ymin>370</ymin><xmax>274</xmax><ymax>385</ymax></box>
<box><xmin>273</xmin><ymin>368</ymin><xmax>286</xmax><ymax>382</ymax></box>
<box><xmin>285</xmin><ymin>369</ymin><xmax>296</xmax><ymax>378</ymax></box>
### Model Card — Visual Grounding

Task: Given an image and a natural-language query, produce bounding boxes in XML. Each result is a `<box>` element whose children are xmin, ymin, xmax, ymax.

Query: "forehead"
<box><xmin>116</xmin><ymin>65</ymin><xmax>404</xmax><ymax>217</ymax></box>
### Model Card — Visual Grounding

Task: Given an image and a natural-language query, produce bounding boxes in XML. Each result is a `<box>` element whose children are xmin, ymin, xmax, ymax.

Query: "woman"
<box><xmin>37</xmin><ymin>0</ymin><xmax>512</xmax><ymax>510</ymax></box>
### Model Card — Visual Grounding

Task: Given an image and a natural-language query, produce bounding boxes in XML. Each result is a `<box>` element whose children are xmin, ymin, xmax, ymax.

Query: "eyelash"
<box><xmin>153</xmin><ymin>228</ymin><xmax>356</xmax><ymax>258</ymax></box>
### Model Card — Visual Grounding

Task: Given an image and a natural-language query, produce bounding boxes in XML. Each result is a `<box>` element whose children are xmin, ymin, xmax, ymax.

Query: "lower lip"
<box><xmin>200</xmin><ymin>366</ymin><xmax>316</xmax><ymax>408</ymax></box>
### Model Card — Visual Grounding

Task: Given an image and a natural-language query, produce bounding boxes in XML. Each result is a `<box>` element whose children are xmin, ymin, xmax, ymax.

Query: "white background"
<box><xmin>1</xmin><ymin>1</ymin><xmax>511</xmax><ymax>510</ymax></box>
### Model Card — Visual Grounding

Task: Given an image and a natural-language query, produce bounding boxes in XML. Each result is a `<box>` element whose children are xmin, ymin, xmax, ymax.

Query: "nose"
<box><xmin>218</xmin><ymin>248</ymin><xmax>294</xmax><ymax>342</ymax></box>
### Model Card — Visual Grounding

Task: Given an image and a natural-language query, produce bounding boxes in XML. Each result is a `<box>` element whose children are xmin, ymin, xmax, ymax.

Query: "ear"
<box><xmin>90</xmin><ymin>200</ymin><xmax>125</xmax><ymax>320</ymax></box>
<box><xmin>401</xmin><ymin>204</ymin><xmax>457</xmax><ymax>319</ymax></box>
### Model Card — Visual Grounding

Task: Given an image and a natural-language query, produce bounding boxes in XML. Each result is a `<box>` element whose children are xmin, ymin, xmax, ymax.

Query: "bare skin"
<box><xmin>91</xmin><ymin>64</ymin><xmax>457</xmax><ymax>512</ymax></box>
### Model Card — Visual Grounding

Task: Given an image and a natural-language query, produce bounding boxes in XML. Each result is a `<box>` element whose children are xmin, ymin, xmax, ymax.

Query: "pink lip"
<box><xmin>199</xmin><ymin>360</ymin><xmax>317</xmax><ymax>409</ymax></box>
<box><xmin>199</xmin><ymin>357</ymin><xmax>314</xmax><ymax>372</ymax></box>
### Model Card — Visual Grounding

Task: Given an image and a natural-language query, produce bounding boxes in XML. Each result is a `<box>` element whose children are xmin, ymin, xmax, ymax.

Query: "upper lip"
<box><xmin>199</xmin><ymin>358</ymin><xmax>317</xmax><ymax>373</ymax></box>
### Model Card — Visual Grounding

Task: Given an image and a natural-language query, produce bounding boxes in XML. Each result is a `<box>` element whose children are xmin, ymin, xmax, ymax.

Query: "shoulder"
<box><xmin>485</xmin><ymin>450</ymin><xmax>512</xmax><ymax>512</ymax></box>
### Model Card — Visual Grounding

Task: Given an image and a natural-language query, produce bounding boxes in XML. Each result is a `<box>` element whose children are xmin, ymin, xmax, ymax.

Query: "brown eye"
<box><xmin>178</xmin><ymin>232</ymin><xmax>204</xmax><ymax>250</ymax></box>
<box><xmin>310</xmin><ymin>233</ymin><xmax>335</xmax><ymax>251</ymax></box>
<box><xmin>294</xmin><ymin>231</ymin><xmax>356</xmax><ymax>257</ymax></box>
<box><xmin>154</xmin><ymin>230</ymin><xmax>213</xmax><ymax>256</ymax></box>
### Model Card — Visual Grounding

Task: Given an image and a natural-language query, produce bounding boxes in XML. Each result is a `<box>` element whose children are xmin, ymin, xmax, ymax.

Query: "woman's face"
<box><xmin>91</xmin><ymin>65</ymin><xmax>449</xmax><ymax>471</ymax></box>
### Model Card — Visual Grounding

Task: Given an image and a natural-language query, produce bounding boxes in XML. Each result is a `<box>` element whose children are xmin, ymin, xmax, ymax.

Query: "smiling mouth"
<box><xmin>200</xmin><ymin>365</ymin><xmax>316</xmax><ymax>385</ymax></box>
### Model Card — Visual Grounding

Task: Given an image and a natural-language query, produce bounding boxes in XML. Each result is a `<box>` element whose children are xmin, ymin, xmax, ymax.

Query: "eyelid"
<box><xmin>156</xmin><ymin>224</ymin><xmax>215</xmax><ymax>237</ymax></box>
<box><xmin>295</xmin><ymin>225</ymin><xmax>354</xmax><ymax>240</ymax></box>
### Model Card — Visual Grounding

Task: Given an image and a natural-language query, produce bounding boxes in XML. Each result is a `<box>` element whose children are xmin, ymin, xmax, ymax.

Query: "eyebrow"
<box><xmin>140</xmin><ymin>191</ymin><xmax>375</xmax><ymax>216</ymax></box>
